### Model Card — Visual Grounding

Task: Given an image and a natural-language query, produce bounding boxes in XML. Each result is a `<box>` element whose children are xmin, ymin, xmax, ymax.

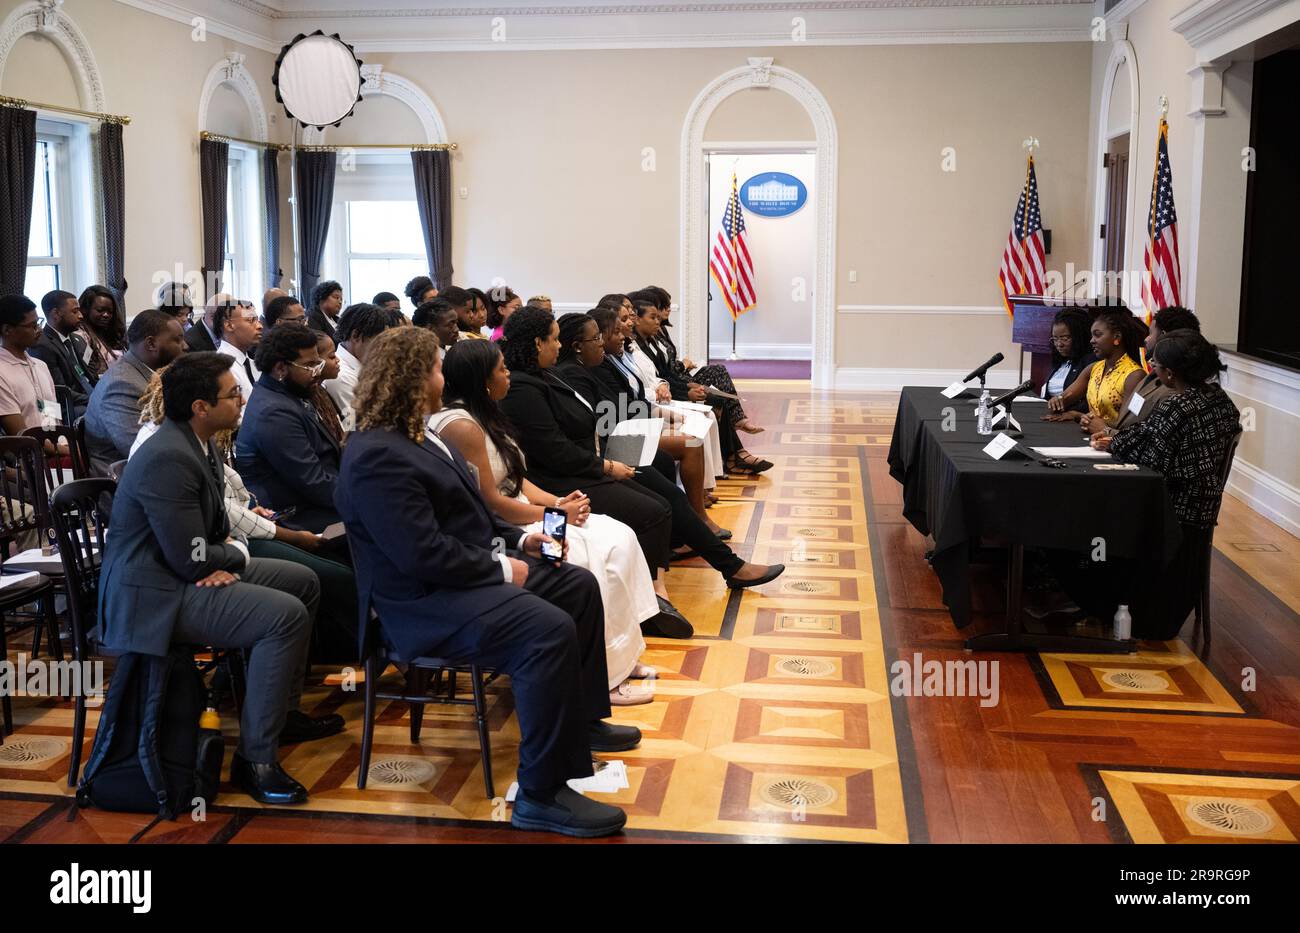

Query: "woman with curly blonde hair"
<box><xmin>338</xmin><ymin>325</ymin><xmax>638</xmax><ymax>837</ymax></box>
<box><xmin>132</xmin><ymin>364</ymin><xmax>361</xmax><ymax>663</ymax></box>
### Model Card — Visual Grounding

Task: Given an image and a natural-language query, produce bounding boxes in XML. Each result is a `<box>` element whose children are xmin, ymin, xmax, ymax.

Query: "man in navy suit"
<box><xmin>98</xmin><ymin>352</ymin><xmax>341</xmax><ymax>806</ymax></box>
<box><xmin>336</xmin><ymin>326</ymin><xmax>637</xmax><ymax>837</ymax></box>
<box><xmin>235</xmin><ymin>325</ymin><xmax>342</xmax><ymax>534</ymax></box>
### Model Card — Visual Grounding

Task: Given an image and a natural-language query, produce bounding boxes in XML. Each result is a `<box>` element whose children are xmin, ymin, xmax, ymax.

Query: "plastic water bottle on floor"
<box><xmin>976</xmin><ymin>389</ymin><xmax>993</xmax><ymax>435</ymax></box>
<box><xmin>1113</xmin><ymin>604</ymin><xmax>1132</xmax><ymax>640</ymax></box>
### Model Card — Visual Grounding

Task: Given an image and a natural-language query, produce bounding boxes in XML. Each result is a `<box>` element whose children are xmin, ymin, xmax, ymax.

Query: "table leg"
<box><xmin>964</xmin><ymin>542</ymin><xmax>1138</xmax><ymax>653</ymax></box>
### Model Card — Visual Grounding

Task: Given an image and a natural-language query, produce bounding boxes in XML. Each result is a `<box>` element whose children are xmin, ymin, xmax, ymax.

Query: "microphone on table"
<box><xmin>963</xmin><ymin>352</ymin><xmax>1004</xmax><ymax>384</ymax></box>
<box><xmin>989</xmin><ymin>379</ymin><xmax>1035</xmax><ymax>411</ymax></box>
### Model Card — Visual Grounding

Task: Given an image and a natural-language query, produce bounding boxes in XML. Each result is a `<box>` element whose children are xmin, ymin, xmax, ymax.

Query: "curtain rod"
<box><xmin>199</xmin><ymin>130</ymin><xmax>456</xmax><ymax>152</ymax></box>
<box><xmin>0</xmin><ymin>94</ymin><xmax>130</xmax><ymax>125</ymax></box>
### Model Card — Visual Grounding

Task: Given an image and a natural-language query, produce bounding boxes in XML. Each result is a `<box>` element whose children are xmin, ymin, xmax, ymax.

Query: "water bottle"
<box><xmin>1113</xmin><ymin>604</ymin><xmax>1132</xmax><ymax>640</ymax></box>
<box><xmin>976</xmin><ymin>389</ymin><xmax>993</xmax><ymax>435</ymax></box>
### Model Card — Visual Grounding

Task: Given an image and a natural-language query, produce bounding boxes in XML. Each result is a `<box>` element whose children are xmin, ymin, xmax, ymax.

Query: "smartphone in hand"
<box><xmin>541</xmin><ymin>507</ymin><xmax>567</xmax><ymax>563</ymax></box>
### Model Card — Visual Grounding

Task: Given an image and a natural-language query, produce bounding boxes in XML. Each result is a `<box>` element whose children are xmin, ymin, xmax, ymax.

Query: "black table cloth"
<box><xmin>886</xmin><ymin>386</ymin><xmax>1181</xmax><ymax>629</ymax></box>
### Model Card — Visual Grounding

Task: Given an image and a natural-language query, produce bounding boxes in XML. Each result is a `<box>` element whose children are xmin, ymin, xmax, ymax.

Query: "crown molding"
<box><xmin>115</xmin><ymin>0</ymin><xmax>1095</xmax><ymax>52</ymax></box>
<box><xmin>1171</xmin><ymin>0</ymin><xmax>1298</xmax><ymax>53</ymax></box>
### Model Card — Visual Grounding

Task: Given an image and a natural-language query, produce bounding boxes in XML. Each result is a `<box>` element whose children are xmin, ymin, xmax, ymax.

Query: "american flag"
<box><xmin>710</xmin><ymin>171</ymin><xmax>756</xmax><ymax>319</ymax></box>
<box><xmin>1142</xmin><ymin>118</ymin><xmax>1181</xmax><ymax>317</ymax></box>
<box><xmin>997</xmin><ymin>155</ymin><xmax>1045</xmax><ymax>318</ymax></box>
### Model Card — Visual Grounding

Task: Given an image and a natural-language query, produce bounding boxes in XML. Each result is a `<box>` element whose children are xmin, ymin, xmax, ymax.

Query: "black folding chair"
<box><xmin>22</xmin><ymin>422</ymin><xmax>90</xmax><ymax>497</ymax></box>
<box><xmin>0</xmin><ymin>437</ymin><xmax>61</xmax><ymax>738</ymax></box>
<box><xmin>1192</xmin><ymin>428</ymin><xmax>1243</xmax><ymax>655</ymax></box>
<box><xmin>357</xmin><ymin>611</ymin><xmax>497</xmax><ymax>798</ymax></box>
<box><xmin>49</xmin><ymin>478</ymin><xmax>113</xmax><ymax>783</ymax></box>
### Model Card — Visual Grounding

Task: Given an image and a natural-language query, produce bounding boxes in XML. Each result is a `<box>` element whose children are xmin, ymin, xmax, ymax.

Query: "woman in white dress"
<box><xmin>431</xmin><ymin>339</ymin><xmax>665</xmax><ymax>706</ymax></box>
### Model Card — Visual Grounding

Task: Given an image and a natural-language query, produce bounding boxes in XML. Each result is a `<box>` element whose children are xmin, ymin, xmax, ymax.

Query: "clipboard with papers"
<box><xmin>604</xmin><ymin>417</ymin><xmax>664</xmax><ymax>467</ymax></box>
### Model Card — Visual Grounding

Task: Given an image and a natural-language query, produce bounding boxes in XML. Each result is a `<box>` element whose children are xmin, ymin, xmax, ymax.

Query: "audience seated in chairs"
<box><xmin>1044</xmin><ymin>307</ymin><xmax>1146</xmax><ymax>432</ymax></box>
<box><xmin>215</xmin><ymin>299</ymin><xmax>263</xmax><ymax>403</ymax></box>
<box><xmin>77</xmin><ymin>285</ymin><xmax>126</xmax><ymax>377</ymax></box>
<box><xmin>627</xmin><ymin>285</ymin><xmax>768</xmax><ymax>437</ymax></box>
<box><xmin>306</xmin><ymin>280</ymin><xmax>344</xmax><ymax>340</ymax></box>
<box><xmin>561</xmin><ymin>308</ymin><xmax>724</xmax><ymax>531</ymax></box>
<box><xmin>184</xmin><ymin>292</ymin><xmax>228</xmax><ymax>353</ymax></box>
<box><xmin>132</xmin><ymin>366</ymin><xmax>360</xmax><ymax>665</ymax></box>
<box><xmin>404</xmin><ymin>275</ymin><xmax>437</xmax><ymax>310</ymax></box>
<box><xmin>372</xmin><ymin>291</ymin><xmax>401</xmax><ymax>313</ymax></box>
<box><xmin>31</xmin><ymin>290</ymin><xmax>97</xmax><ymax>419</ymax></box>
<box><xmin>432</xmin><ymin>337</ymin><xmax>665</xmax><ymax>703</ymax></box>
<box><xmin>155</xmin><ymin>280</ymin><xmax>195</xmax><ymax>330</ymax></box>
<box><xmin>497</xmin><ymin>307</ymin><xmax>785</xmax><ymax>600</ymax></box>
<box><xmin>0</xmin><ymin>296</ymin><xmax>66</xmax><ymax>454</ymax></box>
<box><xmin>335</xmin><ymin>325</ymin><xmax>638</xmax><ymax>837</ymax></box>
<box><xmin>458</xmin><ymin>287</ymin><xmax>490</xmax><ymax>340</ymax></box>
<box><xmin>83</xmin><ymin>309</ymin><xmax>186</xmax><ymax>475</ymax></box>
<box><xmin>485</xmin><ymin>285</ymin><xmax>521</xmax><ymax>341</ymax></box>
<box><xmin>322</xmin><ymin>302</ymin><xmax>408</xmax><ymax>432</ymax></box>
<box><xmin>235</xmin><ymin>325</ymin><xmax>342</xmax><ymax>535</ymax></box>
<box><xmin>413</xmin><ymin>297</ymin><xmax>460</xmax><ymax>361</ymax></box>
<box><xmin>263</xmin><ymin>294</ymin><xmax>307</xmax><ymax>329</ymax></box>
<box><xmin>310</xmin><ymin>331</ymin><xmax>347</xmax><ymax>446</ymax></box>
<box><xmin>97</xmin><ymin>351</ymin><xmax>341</xmax><ymax>805</ymax></box>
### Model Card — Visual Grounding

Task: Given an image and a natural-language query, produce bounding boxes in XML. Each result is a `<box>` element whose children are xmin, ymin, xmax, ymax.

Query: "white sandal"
<box><xmin>610</xmin><ymin>680</ymin><xmax>654</xmax><ymax>706</ymax></box>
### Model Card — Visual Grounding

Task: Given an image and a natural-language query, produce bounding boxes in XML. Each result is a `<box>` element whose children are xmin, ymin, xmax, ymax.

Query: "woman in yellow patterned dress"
<box><xmin>1044</xmin><ymin>308</ymin><xmax>1145</xmax><ymax>431</ymax></box>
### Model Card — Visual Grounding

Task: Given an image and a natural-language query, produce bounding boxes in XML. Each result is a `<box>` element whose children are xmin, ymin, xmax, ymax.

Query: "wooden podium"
<box><xmin>1008</xmin><ymin>295</ymin><xmax>1058</xmax><ymax>392</ymax></box>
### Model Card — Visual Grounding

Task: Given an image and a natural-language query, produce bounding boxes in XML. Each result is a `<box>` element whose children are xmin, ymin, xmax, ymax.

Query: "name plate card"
<box><xmin>982</xmin><ymin>433</ymin><xmax>1018</xmax><ymax>460</ymax></box>
<box><xmin>940</xmin><ymin>381</ymin><xmax>967</xmax><ymax>399</ymax></box>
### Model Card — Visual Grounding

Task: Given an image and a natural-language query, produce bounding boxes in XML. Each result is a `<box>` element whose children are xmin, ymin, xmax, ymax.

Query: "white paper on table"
<box><xmin>982</xmin><ymin>433</ymin><xmax>1018</xmax><ymax>460</ymax></box>
<box><xmin>0</xmin><ymin>570</ymin><xmax>41</xmax><ymax>589</ymax></box>
<box><xmin>1012</xmin><ymin>396</ymin><xmax>1047</xmax><ymax>403</ymax></box>
<box><xmin>1031</xmin><ymin>446</ymin><xmax>1112</xmax><ymax>459</ymax></box>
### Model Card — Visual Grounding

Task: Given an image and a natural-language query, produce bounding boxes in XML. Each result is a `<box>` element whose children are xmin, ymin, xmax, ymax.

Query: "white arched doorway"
<box><xmin>198</xmin><ymin>53</ymin><xmax>269</xmax><ymax>142</ymax></box>
<box><xmin>680</xmin><ymin>58</ymin><xmax>837</xmax><ymax>386</ymax></box>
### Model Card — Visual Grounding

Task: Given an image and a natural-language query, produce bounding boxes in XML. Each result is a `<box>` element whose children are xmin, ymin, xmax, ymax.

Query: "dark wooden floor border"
<box><xmin>857</xmin><ymin>446</ymin><xmax>930</xmax><ymax>844</ymax></box>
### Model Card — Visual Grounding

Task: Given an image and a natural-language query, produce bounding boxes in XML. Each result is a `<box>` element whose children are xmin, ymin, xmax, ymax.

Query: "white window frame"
<box><xmin>223</xmin><ymin>144</ymin><xmax>263</xmax><ymax>301</ymax></box>
<box><xmin>27</xmin><ymin>117</ymin><xmax>96</xmax><ymax>307</ymax></box>
<box><xmin>323</xmin><ymin>153</ymin><xmax>424</xmax><ymax>307</ymax></box>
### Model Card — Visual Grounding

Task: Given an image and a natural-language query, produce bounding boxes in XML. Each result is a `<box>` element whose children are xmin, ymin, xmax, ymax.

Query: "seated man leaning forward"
<box><xmin>97</xmin><ymin>352</ymin><xmax>343</xmax><ymax>806</ymax></box>
<box><xmin>335</xmin><ymin>326</ymin><xmax>638</xmax><ymax>838</ymax></box>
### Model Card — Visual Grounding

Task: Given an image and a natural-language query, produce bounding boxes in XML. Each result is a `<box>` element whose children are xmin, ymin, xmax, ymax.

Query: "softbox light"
<box><xmin>272</xmin><ymin>31</ymin><xmax>363</xmax><ymax>130</ymax></box>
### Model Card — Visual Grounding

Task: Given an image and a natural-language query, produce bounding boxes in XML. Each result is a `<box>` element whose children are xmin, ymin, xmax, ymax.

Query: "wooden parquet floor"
<box><xmin>3</xmin><ymin>384</ymin><xmax>1298</xmax><ymax>844</ymax></box>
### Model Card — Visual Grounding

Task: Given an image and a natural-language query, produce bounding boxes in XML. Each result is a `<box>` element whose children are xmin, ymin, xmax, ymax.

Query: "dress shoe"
<box><xmin>589</xmin><ymin>719</ymin><xmax>641</xmax><ymax>752</ymax></box>
<box><xmin>640</xmin><ymin>598</ymin><xmax>693</xmax><ymax>638</ymax></box>
<box><xmin>609</xmin><ymin>680</ymin><xmax>655</xmax><ymax>706</ymax></box>
<box><xmin>279</xmin><ymin>709</ymin><xmax>346</xmax><ymax>745</ymax></box>
<box><xmin>712</xmin><ymin>527</ymin><xmax>733</xmax><ymax>541</ymax></box>
<box><xmin>511</xmin><ymin>786</ymin><xmax>627</xmax><ymax>838</ymax></box>
<box><xmin>726</xmin><ymin>562</ymin><xmax>786</xmax><ymax>590</ymax></box>
<box><xmin>230</xmin><ymin>753</ymin><xmax>308</xmax><ymax>805</ymax></box>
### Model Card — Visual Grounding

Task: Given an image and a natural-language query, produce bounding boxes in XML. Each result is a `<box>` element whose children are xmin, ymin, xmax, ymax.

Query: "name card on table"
<box><xmin>990</xmin><ymin>406</ymin><xmax>1021</xmax><ymax>432</ymax></box>
<box><xmin>982</xmin><ymin>433</ymin><xmax>1018</xmax><ymax>460</ymax></box>
<box><xmin>940</xmin><ymin>381</ymin><xmax>967</xmax><ymax>399</ymax></box>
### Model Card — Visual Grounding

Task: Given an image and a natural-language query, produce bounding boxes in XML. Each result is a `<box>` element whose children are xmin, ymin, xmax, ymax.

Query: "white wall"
<box><xmin>706</xmin><ymin>152</ymin><xmax>815</xmax><ymax>360</ymax></box>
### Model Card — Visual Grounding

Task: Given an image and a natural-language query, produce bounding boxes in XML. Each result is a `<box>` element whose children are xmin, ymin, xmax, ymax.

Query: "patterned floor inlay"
<box><xmin>1095</xmin><ymin>768</ymin><xmax>1300</xmax><ymax>843</ymax></box>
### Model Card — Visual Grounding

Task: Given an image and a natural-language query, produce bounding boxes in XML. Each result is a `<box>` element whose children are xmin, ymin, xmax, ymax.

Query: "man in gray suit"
<box><xmin>98</xmin><ymin>352</ymin><xmax>340</xmax><ymax>805</ymax></box>
<box><xmin>83</xmin><ymin>310</ymin><xmax>186</xmax><ymax>475</ymax></box>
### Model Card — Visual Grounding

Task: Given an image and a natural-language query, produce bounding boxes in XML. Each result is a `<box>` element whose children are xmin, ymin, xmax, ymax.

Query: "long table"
<box><xmin>886</xmin><ymin>386</ymin><xmax>1182</xmax><ymax>651</ymax></box>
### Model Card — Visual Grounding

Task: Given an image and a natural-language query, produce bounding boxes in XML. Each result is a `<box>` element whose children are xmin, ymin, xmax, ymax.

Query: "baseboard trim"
<box><xmin>833</xmin><ymin>367</ymin><xmax>1022</xmax><ymax>390</ymax></box>
<box><xmin>708</xmin><ymin>342</ymin><xmax>812</xmax><ymax>361</ymax></box>
<box><xmin>1226</xmin><ymin>457</ymin><xmax>1300</xmax><ymax>540</ymax></box>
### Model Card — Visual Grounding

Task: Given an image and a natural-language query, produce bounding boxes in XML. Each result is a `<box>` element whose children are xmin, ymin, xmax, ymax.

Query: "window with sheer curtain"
<box><xmin>25</xmin><ymin>119</ymin><xmax>99</xmax><ymax>313</ymax></box>
<box><xmin>323</xmin><ymin>157</ymin><xmax>426</xmax><ymax>309</ymax></box>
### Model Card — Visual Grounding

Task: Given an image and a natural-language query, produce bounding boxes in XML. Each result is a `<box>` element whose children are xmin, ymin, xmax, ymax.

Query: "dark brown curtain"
<box><xmin>294</xmin><ymin>149</ymin><xmax>336</xmax><ymax>303</ymax></box>
<box><xmin>99</xmin><ymin>121</ymin><xmax>128</xmax><ymax>309</ymax></box>
<box><xmin>262</xmin><ymin>147</ymin><xmax>282</xmax><ymax>291</ymax></box>
<box><xmin>199</xmin><ymin>137</ymin><xmax>229</xmax><ymax>298</ymax></box>
<box><xmin>0</xmin><ymin>105</ymin><xmax>38</xmax><ymax>297</ymax></box>
<box><xmin>411</xmin><ymin>149</ymin><xmax>452</xmax><ymax>290</ymax></box>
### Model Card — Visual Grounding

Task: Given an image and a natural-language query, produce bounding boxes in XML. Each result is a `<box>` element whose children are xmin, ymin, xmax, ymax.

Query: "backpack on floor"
<box><xmin>75</xmin><ymin>649</ymin><xmax>224</xmax><ymax>827</ymax></box>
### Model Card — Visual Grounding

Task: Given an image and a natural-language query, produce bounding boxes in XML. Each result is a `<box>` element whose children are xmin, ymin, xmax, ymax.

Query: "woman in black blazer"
<box><xmin>499</xmin><ymin>308</ymin><xmax>784</xmax><ymax>591</ymax></box>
